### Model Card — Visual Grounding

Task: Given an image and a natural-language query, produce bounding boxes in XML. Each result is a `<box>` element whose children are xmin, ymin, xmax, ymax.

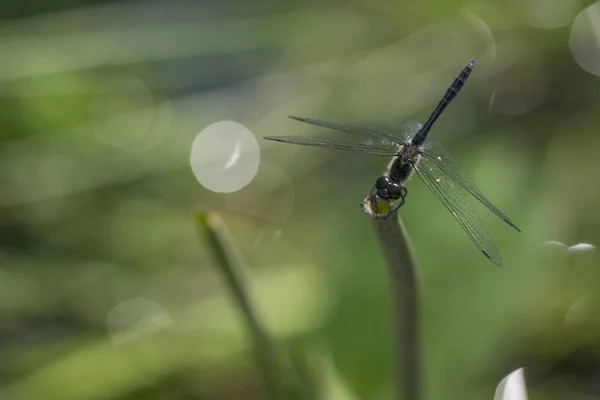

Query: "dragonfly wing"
<box><xmin>413</xmin><ymin>156</ymin><xmax>502</xmax><ymax>266</ymax></box>
<box><xmin>288</xmin><ymin>116</ymin><xmax>421</xmax><ymax>145</ymax></box>
<box><xmin>420</xmin><ymin>145</ymin><xmax>520</xmax><ymax>232</ymax></box>
<box><xmin>263</xmin><ymin>135</ymin><xmax>399</xmax><ymax>156</ymax></box>
<box><xmin>342</xmin><ymin>119</ymin><xmax>423</xmax><ymax>140</ymax></box>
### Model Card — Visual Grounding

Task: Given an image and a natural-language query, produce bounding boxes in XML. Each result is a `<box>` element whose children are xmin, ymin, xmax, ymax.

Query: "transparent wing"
<box><xmin>263</xmin><ymin>135</ymin><xmax>399</xmax><ymax>156</ymax></box>
<box><xmin>420</xmin><ymin>144</ymin><xmax>520</xmax><ymax>232</ymax></box>
<box><xmin>289</xmin><ymin>116</ymin><xmax>421</xmax><ymax>144</ymax></box>
<box><xmin>264</xmin><ymin>116</ymin><xmax>423</xmax><ymax>155</ymax></box>
<box><xmin>413</xmin><ymin>156</ymin><xmax>503</xmax><ymax>266</ymax></box>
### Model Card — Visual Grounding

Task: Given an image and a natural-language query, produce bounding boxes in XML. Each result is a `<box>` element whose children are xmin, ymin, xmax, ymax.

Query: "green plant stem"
<box><xmin>195</xmin><ymin>211</ymin><xmax>290</xmax><ymax>400</ymax></box>
<box><xmin>362</xmin><ymin>197</ymin><xmax>420</xmax><ymax>400</ymax></box>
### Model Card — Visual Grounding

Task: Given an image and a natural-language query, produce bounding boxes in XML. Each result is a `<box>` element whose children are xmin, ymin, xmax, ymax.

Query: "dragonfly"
<box><xmin>264</xmin><ymin>60</ymin><xmax>520</xmax><ymax>266</ymax></box>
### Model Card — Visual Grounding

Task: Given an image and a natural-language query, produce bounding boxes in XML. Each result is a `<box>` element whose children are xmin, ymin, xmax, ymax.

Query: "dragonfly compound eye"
<box><xmin>387</xmin><ymin>183</ymin><xmax>403</xmax><ymax>200</ymax></box>
<box><xmin>375</xmin><ymin>176</ymin><xmax>390</xmax><ymax>189</ymax></box>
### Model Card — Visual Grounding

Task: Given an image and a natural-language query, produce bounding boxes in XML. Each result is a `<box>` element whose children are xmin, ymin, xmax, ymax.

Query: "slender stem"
<box><xmin>195</xmin><ymin>211</ymin><xmax>290</xmax><ymax>400</ymax></box>
<box><xmin>361</xmin><ymin>196</ymin><xmax>420</xmax><ymax>400</ymax></box>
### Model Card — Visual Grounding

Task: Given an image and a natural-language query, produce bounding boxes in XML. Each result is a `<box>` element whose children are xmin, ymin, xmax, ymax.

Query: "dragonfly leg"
<box><xmin>388</xmin><ymin>186</ymin><xmax>408</xmax><ymax>215</ymax></box>
<box><xmin>368</xmin><ymin>185</ymin><xmax>381</xmax><ymax>214</ymax></box>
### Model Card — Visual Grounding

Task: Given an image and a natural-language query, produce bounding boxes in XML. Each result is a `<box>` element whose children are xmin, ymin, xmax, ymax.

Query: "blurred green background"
<box><xmin>2</xmin><ymin>0</ymin><xmax>600</xmax><ymax>399</ymax></box>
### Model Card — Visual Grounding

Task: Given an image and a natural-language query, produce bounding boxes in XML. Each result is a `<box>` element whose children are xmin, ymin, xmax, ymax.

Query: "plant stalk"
<box><xmin>362</xmin><ymin>196</ymin><xmax>420</xmax><ymax>400</ymax></box>
<box><xmin>195</xmin><ymin>211</ymin><xmax>291</xmax><ymax>400</ymax></box>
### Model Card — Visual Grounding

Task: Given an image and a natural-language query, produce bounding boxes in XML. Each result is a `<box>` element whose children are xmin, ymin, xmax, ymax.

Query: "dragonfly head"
<box><xmin>375</xmin><ymin>176</ymin><xmax>404</xmax><ymax>201</ymax></box>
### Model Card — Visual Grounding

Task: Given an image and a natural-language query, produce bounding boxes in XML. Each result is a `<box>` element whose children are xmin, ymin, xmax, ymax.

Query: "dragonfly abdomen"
<box><xmin>411</xmin><ymin>60</ymin><xmax>475</xmax><ymax>147</ymax></box>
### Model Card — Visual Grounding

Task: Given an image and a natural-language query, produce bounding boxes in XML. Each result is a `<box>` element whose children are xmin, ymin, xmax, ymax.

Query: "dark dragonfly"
<box><xmin>264</xmin><ymin>60</ymin><xmax>520</xmax><ymax>265</ymax></box>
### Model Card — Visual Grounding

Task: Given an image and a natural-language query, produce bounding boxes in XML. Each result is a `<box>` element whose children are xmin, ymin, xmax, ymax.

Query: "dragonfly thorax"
<box><xmin>388</xmin><ymin>144</ymin><xmax>421</xmax><ymax>184</ymax></box>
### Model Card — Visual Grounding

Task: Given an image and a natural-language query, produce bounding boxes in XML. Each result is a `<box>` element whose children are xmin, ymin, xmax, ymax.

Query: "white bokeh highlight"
<box><xmin>542</xmin><ymin>240</ymin><xmax>568</xmax><ymax>249</ymax></box>
<box><xmin>495</xmin><ymin>368</ymin><xmax>529</xmax><ymax>400</ymax></box>
<box><xmin>566</xmin><ymin>243</ymin><xmax>596</xmax><ymax>253</ymax></box>
<box><xmin>107</xmin><ymin>298</ymin><xmax>173</xmax><ymax>344</ymax></box>
<box><xmin>190</xmin><ymin>121</ymin><xmax>260</xmax><ymax>193</ymax></box>
<box><xmin>570</xmin><ymin>2</ymin><xmax>600</xmax><ymax>76</ymax></box>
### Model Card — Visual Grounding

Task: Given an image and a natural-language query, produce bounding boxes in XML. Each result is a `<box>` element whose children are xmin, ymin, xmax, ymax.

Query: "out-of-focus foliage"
<box><xmin>1</xmin><ymin>0</ymin><xmax>600</xmax><ymax>399</ymax></box>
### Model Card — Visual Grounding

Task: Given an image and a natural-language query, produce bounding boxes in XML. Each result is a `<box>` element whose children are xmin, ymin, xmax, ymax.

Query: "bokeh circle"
<box><xmin>190</xmin><ymin>121</ymin><xmax>260</xmax><ymax>193</ymax></box>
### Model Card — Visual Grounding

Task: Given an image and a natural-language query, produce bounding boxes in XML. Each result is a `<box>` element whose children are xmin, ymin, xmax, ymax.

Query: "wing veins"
<box><xmin>419</xmin><ymin>149</ymin><xmax>520</xmax><ymax>232</ymax></box>
<box><xmin>289</xmin><ymin>116</ymin><xmax>406</xmax><ymax>144</ymax></box>
<box><xmin>413</xmin><ymin>159</ymin><xmax>502</xmax><ymax>266</ymax></box>
<box><xmin>263</xmin><ymin>135</ymin><xmax>399</xmax><ymax>156</ymax></box>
